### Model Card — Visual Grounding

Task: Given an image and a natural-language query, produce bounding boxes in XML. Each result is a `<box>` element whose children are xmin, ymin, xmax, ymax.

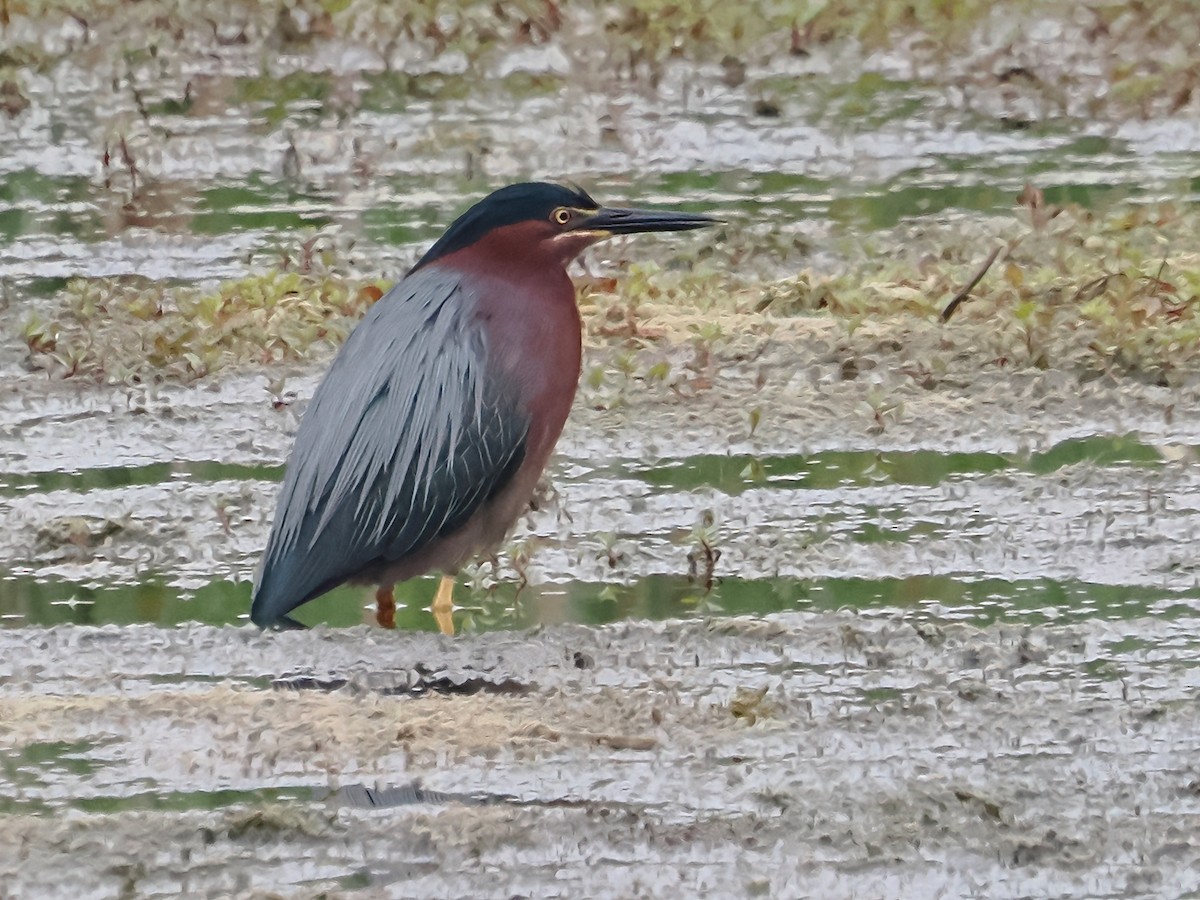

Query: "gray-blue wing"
<box><xmin>250</xmin><ymin>267</ymin><xmax>528</xmax><ymax>626</ymax></box>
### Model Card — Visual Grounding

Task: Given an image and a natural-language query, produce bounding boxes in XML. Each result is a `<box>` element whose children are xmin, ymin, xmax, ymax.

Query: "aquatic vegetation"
<box><xmin>23</xmin><ymin>258</ymin><xmax>387</xmax><ymax>383</ymax></box>
<box><xmin>23</xmin><ymin>189</ymin><xmax>1200</xmax><ymax>387</ymax></box>
<box><xmin>8</xmin><ymin>0</ymin><xmax>1199</xmax><ymax>386</ymax></box>
<box><xmin>599</xmin><ymin>194</ymin><xmax>1200</xmax><ymax>384</ymax></box>
<box><xmin>234</xmin><ymin>71</ymin><xmax>334</xmax><ymax>126</ymax></box>
<box><xmin>819</xmin><ymin>196</ymin><xmax>1200</xmax><ymax>383</ymax></box>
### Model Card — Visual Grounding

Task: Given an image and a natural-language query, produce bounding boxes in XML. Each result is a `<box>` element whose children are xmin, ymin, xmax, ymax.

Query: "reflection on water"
<box><xmin>0</xmin><ymin>432</ymin><xmax>1186</xmax><ymax>631</ymax></box>
<box><xmin>0</xmin><ymin>433</ymin><xmax>1168</xmax><ymax>497</ymax></box>
<box><xmin>3</xmin><ymin>16</ymin><xmax>1199</xmax><ymax>897</ymax></box>
<box><xmin>2</xmin><ymin>569</ymin><xmax>1193</xmax><ymax>632</ymax></box>
<box><xmin>631</xmin><ymin>434</ymin><xmax>1165</xmax><ymax>493</ymax></box>
<box><xmin>0</xmin><ymin>460</ymin><xmax>284</xmax><ymax>497</ymax></box>
<box><xmin>0</xmin><ymin>776</ymin><xmax>315</xmax><ymax>816</ymax></box>
<box><xmin>0</xmin><ymin>138</ymin><xmax>1189</xmax><ymax>287</ymax></box>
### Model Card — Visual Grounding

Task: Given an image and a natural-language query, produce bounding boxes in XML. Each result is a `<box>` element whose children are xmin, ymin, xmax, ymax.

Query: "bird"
<box><xmin>250</xmin><ymin>182</ymin><xmax>717</xmax><ymax>632</ymax></box>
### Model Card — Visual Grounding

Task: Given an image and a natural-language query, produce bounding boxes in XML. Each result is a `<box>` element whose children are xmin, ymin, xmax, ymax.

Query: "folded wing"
<box><xmin>251</xmin><ymin>267</ymin><xmax>528</xmax><ymax>626</ymax></box>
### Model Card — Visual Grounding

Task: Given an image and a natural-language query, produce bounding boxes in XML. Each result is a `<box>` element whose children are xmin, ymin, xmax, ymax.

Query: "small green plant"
<box><xmin>684</xmin><ymin>509</ymin><xmax>721</xmax><ymax>593</ymax></box>
<box><xmin>24</xmin><ymin>250</ymin><xmax>388</xmax><ymax>383</ymax></box>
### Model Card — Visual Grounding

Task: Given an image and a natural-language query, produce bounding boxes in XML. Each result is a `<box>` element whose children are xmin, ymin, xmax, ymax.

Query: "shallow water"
<box><xmin>5</xmin><ymin>47</ymin><xmax>1200</xmax><ymax>299</ymax></box>
<box><xmin>2</xmin><ymin>424</ymin><xmax>1197</xmax><ymax>631</ymax></box>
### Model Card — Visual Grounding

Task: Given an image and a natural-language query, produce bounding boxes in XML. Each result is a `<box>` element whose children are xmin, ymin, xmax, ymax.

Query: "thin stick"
<box><xmin>941</xmin><ymin>244</ymin><xmax>1004</xmax><ymax>323</ymax></box>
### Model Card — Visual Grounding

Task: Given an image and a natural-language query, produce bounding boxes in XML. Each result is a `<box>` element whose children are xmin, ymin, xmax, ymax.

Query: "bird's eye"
<box><xmin>552</xmin><ymin>208</ymin><xmax>572</xmax><ymax>226</ymax></box>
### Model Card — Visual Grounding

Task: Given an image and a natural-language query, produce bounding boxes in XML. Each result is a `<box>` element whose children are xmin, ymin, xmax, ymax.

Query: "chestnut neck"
<box><xmin>424</xmin><ymin>220</ymin><xmax>596</xmax><ymax>284</ymax></box>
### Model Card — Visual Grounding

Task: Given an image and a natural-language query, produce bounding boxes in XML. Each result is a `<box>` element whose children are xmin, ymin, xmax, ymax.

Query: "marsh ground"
<box><xmin>3</xmin><ymin>1</ymin><xmax>1200</xmax><ymax>896</ymax></box>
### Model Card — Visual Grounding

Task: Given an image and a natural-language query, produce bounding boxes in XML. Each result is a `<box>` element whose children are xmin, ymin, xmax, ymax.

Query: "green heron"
<box><xmin>251</xmin><ymin>182</ymin><xmax>716</xmax><ymax>631</ymax></box>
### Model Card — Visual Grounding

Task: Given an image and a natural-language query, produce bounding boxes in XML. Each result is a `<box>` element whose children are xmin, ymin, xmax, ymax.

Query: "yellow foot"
<box><xmin>375</xmin><ymin>585</ymin><xmax>396</xmax><ymax>629</ymax></box>
<box><xmin>431</xmin><ymin>574</ymin><xmax>455</xmax><ymax>636</ymax></box>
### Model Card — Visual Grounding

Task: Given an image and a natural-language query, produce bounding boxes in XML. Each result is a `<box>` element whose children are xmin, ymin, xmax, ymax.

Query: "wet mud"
<box><xmin>3</xmin><ymin>614</ymin><xmax>1200</xmax><ymax>897</ymax></box>
<box><xmin>3</xmin><ymin>321</ymin><xmax>1200</xmax><ymax>614</ymax></box>
<box><xmin>5</xmin><ymin>240</ymin><xmax>1200</xmax><ymax>900</ymax></box>
<box><xmin>4</xmin><ymin>330</ymin><xmax>1200</xmax><ymax>897</ymax></box>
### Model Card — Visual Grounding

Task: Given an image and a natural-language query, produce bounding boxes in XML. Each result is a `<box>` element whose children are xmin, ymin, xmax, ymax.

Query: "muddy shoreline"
<box><xmin>3</xmin><ymin>612</ymin><xmax>1199</xmax><ymax>897</ymax></box>
<box><xmin>4</xmin><ymin>321</ymin><xmax>1200</xmax><ymax>610</ymax></box>
<box><xmin>3</xmin><ymin>330</ymin><xmax>1200</xmax><ymax>895</ymax></box>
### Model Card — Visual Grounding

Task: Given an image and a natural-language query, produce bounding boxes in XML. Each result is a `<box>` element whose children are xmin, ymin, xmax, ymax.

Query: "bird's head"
<box><xmin>411</xmin><ymin>182</ymin><xmax>718</xmax><ymax>273</ymax></box>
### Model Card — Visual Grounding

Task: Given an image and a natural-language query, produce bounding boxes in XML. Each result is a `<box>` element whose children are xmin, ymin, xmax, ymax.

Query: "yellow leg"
<box><xmin>375</xmin><ymin>585</ymin><xmax>396</xmax><ymax>630</ymax></box>
<box><xmin>431</xmin><ymin>574</ymin><xmax>455</xmax><ymax>636</ymax></box>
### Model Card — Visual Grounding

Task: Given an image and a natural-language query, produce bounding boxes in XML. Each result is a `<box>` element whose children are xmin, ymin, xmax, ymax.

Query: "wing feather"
<box><xmin>251</xmin><ymin>267</ymin><xmax>528</xmax><ymax>626</ymax></box>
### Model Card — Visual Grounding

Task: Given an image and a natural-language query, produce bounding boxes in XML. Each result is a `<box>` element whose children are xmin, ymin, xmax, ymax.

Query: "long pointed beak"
<box><xmin>573</xmin><ymin>205</ymin><xmax>720</xmax><ymax>235</ymax></box>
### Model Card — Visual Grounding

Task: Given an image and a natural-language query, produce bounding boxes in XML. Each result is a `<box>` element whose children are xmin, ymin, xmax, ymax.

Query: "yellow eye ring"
<box><xmin>552</xmin><ymin>208</ymin><xmax>571</xmax><ymax>225</ymax></box>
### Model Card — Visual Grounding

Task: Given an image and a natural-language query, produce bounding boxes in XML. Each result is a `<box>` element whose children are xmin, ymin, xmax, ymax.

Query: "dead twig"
<box><xmin>941</xmin><ymin>244</ymin><xmax>1004</xmax><ymax>323</ymax></box>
